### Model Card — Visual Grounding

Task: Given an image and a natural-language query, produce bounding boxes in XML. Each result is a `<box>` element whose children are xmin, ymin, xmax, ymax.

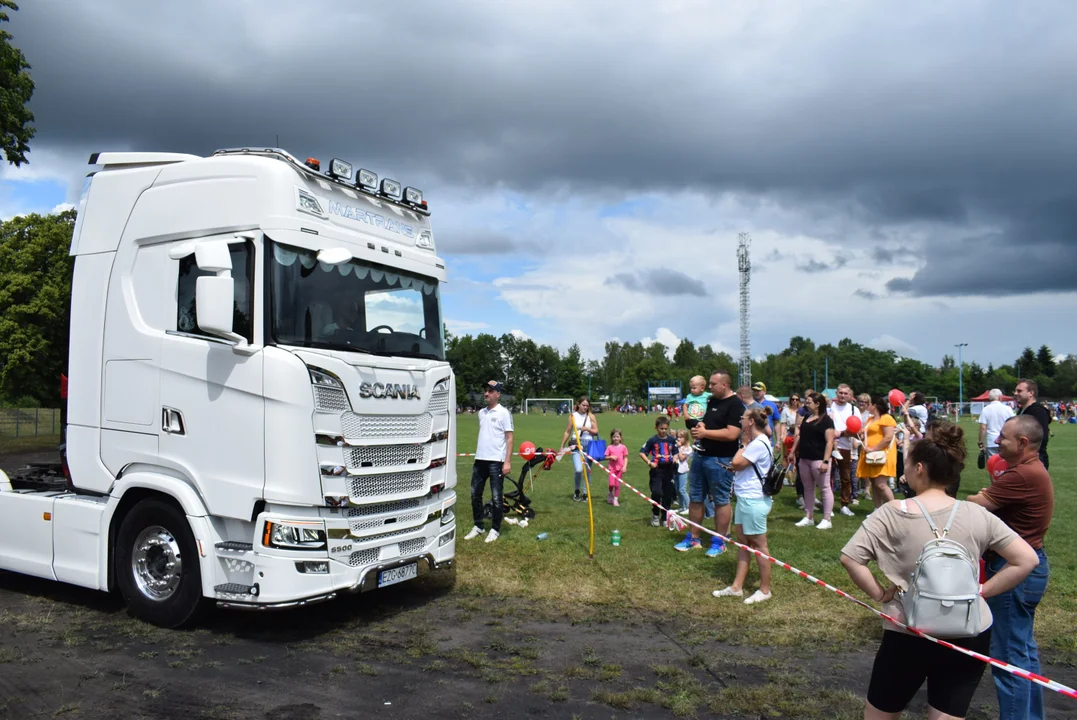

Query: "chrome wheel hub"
<box><xmin>131</xmin><ymin>525</ymin><xmax>183</xmax><ymax>601</ymax></box>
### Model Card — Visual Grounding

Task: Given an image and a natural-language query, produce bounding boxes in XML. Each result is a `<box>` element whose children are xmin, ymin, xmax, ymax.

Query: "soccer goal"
<box><xmin>523</xmin><ymin>398</ymin><xmax>573</xmax><ymax>415</ymax></box>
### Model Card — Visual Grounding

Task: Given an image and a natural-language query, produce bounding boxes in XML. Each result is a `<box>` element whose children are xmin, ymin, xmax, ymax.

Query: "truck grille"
<box><xmin>347</xmin><ymin>443</ymin><xmax>428</xmax><ymax>470</ymax></box>
<box><xmin>348</xmin><ymin>548</ymin><xmax>379</xmax><ymax>567</ymax></box>
<box><xmin>347</xmin><ymin>470</ymin><xmax>427</xmax><ymax>500</ymax></box>
<box><xmin>428</xmin><ymin>392</ymin><xmax>450</xmax><ymax>415</ymax></box>
<box><xmin>350</xmin><ymin>511</ymin><xmax>426</xmax><ymax>533</ymax></box>
<box><xmin>398</xmin><ymin>537</ymin><xmax>428</xmax><ymax>556</ymax></box>
<box><xmin>314</xmin><ymin>386</ymin><xmax>350</xmax><ymax>412</ymax></box>
<box><xmin>346</xmin><ymin>498</ymin><xmax>422</xmax><ymax>517</ymax></box>
<box><xmin>341</xmin><ymin>413</ymin><xmax>432</xmax><ymax>440</ymax></box>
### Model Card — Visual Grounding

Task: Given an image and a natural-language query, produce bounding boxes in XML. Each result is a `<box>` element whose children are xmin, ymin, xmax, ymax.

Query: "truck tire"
<box><xmin>114</xmin><ymin>499</ymin><xmax>210</xmax><ymax>628</ymax></box>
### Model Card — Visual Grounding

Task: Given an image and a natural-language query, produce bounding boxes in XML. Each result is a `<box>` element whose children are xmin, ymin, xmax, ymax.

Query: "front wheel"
<box><xmin>114</xmin><ymin>499</ymin><xmax>210</xmax><ymax>628</ymax></box>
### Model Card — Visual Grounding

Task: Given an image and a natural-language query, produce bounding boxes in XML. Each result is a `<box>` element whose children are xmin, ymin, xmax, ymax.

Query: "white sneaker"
<box><xmin>816</xmin><ymin>519</ymin><xmax>833</xmax><ymax>530</ymax></box>
<box><xmin>484</xmin><ymin>529</ymin><xmax>500</xmax><ymax>543</ymax></box>
<box><xmin>744</xmin><ymin>590</ymin><xmax>772</xmax><ymax>605</ymax></box>
<box><xmin>840</xmin><ymin>506</ymin><xmax>855</xmax><ymax>517</ymax></box>
<box><xmin>712</xmin><ymin>586</ymin><xmax>743</xmax><ymax>598</ymax></box>
<box><xmin>794</xmin><ymin>516</ymin><xmax>814</xmax><ymax>527</ymax></box>
<box><xmin>463</xmin><ymin>526</ymin><xmax>485</xmax><ymax>540</ymax></box>
<box><xmin>796</xmin><ymin>497</ymin><xmax>805</xmax><ymax>509</ymax></box>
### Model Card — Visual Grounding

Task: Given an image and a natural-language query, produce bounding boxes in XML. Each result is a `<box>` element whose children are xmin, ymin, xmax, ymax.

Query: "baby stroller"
<box><xmin>484</xmin><ymin>447</ymin><xmax>555</xmax><ymax>522</ymax></box>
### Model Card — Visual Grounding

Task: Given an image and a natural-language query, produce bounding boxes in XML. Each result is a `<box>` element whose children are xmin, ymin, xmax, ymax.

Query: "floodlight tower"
<box><xmin>737</xmin><ymin>232</ymin><xmax>752</xmax><ymax>388</ymax></box>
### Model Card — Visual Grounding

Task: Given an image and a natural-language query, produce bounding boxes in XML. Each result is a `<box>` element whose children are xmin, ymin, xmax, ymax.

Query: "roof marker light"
<box><xmin>329</xmin><ymin>158</ymin><xmax>353</xmax><ymax>181</ymax></box>
<box><xmin>357</xmin><ymin>168</ymin><xmax>378</xmax><ymax>191</ymax></box>
<box><xmin>305</xmin><ymin>157</ymin><xmax>321</xmax><ymax>171</ymax></box>
<box><xmin>380</xmin><ymin>178</ymin><xmax>402</xmax><ymax>200</ymax></box>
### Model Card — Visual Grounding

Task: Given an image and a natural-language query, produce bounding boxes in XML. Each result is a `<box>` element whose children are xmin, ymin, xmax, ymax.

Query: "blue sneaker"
<box><xmin>705</xmin><ymin>540</ymin><xmax>726</xmax><ymax>558</ymax></box>
<box><xmin>674</xmin><ymin>533</ymin><xmax>702</xmax><ymax>552</ymax></box>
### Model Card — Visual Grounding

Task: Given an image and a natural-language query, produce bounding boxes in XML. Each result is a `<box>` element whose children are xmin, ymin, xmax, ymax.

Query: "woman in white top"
<box><xmin>840</xmin><ymin>421</ymin><xmax>1037</xmax><ymax>719</ymax></box>
<box><xmin>560</xmin><ymin>396</ymin><xmax>598</xmax><ymax>502</ymax></box>
<box><xmin>712</xmin><ymin>408</ymin><xmax>774</xmax><ymax>605</ymax></box>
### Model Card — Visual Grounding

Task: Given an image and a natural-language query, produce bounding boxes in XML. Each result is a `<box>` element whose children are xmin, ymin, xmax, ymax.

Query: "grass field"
<box><xmin>452</xmin><ymin>411</ymin><xmax>1077</xmax><ymax>663</ymax></box>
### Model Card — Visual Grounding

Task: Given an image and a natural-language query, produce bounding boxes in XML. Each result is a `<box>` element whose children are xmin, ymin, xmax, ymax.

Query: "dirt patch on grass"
<box><xmin>0</xmin><ymin>572</ymin><xmax>1074</xmax><ymax>719</ymax></box>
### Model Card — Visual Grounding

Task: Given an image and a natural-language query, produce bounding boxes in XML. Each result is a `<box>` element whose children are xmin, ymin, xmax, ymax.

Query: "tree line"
<box><xmin>447</xmin><ymin>332</ymin><xmax>1077</xmax><ymax>408</ymax></box>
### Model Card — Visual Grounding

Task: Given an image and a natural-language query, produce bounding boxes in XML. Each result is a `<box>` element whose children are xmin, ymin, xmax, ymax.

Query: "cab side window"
<box><xmin>176</xmin><ymin>242</ymin><xmax>254</xmax><ymax>343</ymax></box>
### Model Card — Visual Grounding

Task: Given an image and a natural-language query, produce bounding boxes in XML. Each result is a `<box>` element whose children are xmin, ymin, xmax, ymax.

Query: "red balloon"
<box><xmin>987</xmin><ymin>454</ymin><xmax>1009</xmax><ymax>478</ymax></box>
<box><xmin>519</xmin><ymin>441</ymin><xmax>536</xmax><ymax>461</ymax></box>
<box><xmin>888</xmin><ymin>389</ymin><xmax>906</xmax><ymax>407</ymax></box>
<box><xmin>845</xmin><ymin>414</ymin><xmax>863</xmax><ymax>434</ymax></box>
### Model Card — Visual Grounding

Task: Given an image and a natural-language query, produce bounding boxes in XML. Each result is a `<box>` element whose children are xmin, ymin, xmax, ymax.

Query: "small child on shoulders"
<box><xmin>683</xmin><ymin>375</ymin><xmax>711</xmax><ymax>452</ymax></box>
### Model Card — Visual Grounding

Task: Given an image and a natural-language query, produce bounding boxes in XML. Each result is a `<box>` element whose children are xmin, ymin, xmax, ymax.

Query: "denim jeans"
<box><xmin>676</xmin><ymin>471</ymin><xmax>690</xmax><ymax>509</ymax></box>
<box><xmin>986</xmin><ymin>547</ymin><xmax>1049</xmax><ymax>720</ymax></box>
<box><xmin>571</xmin><ymin>441</ymin><xmax>593</xmax><ymax>493</ymax></box>
<box><xmin>470</xmin><ymin>461</ymin><xmax>504</xmax><ymax>532</ymax></box>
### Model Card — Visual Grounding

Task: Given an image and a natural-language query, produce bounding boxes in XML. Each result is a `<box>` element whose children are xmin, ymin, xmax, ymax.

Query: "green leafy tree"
<box><xmin>0</xmin><ymin>1</ymin><xmax>35</xmax><ymax>166</ymax></box>
<box><xmin>1036</xmin><ymin>345</ymin><xmax>1056</xmax><ymax>378</ymax></box>
<box><xmin>0</xmin><ymin>210</ymin><xmax>76</xmax><ymax>406</ymax></box>
<box><xmin>1016</xmin><ymin>347</ymin><xmax>1039</xmax><ymax>379</ymax></box>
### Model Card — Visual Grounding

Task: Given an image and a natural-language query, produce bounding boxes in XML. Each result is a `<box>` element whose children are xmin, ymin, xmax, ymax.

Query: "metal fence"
<box><xmin>0</xmin><ymin>408</ymin><xmax>62</xmax><ymax>438</ymax></box>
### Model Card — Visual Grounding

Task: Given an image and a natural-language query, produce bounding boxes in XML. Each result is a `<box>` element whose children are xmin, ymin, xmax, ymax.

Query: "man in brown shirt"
<box><xmin>967</xmin><ymin>415</ymin><xmax>1053</xmax><ymax>720</ymax></box>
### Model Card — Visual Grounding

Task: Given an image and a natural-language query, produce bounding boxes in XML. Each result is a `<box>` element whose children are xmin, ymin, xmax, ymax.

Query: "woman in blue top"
<box><xmin>712</xmin><ymin>407</ymin><xmax>773</xmax><ymax>605</ymax></box>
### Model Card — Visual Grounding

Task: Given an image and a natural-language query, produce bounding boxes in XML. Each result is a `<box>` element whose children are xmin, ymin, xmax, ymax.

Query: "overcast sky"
<box><xmin>3</xmin><ymin>0</ymin><xmax>1075</xmax><ymax>370</ymax></box>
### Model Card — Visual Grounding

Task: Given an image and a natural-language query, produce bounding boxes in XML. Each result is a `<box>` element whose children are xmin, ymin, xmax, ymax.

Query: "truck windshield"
<box><xmin>269</xmin><ymin>239</ymin><xmax>445</xmax><ymax>360</ymax></box>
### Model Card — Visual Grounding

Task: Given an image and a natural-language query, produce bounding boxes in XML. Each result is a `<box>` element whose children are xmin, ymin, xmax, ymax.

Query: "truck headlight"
<box><xmin>263</xmin><ymin>521</ymin><xmax>327</xmax><ymax>551</ymax></box>
<box><xmin>432</xmin><ymin>377</ymin><xmax>450</xmax><ymax>394</ymax></box>
<box><xmin>441</xmin><ymin>499</ymin><xmax>455</xmax><ymax>525</ymax></box>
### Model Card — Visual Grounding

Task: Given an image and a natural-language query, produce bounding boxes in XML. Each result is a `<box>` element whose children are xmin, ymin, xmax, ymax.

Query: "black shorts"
<box><xmin>867</xmin><ymin>629</ymin><xmax>991</xmax><ymax>717</ymax></box>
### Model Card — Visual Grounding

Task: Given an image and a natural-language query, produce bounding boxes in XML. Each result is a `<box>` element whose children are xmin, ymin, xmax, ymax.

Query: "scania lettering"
<box><xmin>0</xmin><ymin>148</ymin><xmax>457</xmax><ymax>627</ymax></box>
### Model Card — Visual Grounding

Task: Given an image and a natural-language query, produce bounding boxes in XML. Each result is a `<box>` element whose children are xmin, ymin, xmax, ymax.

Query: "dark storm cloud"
<box><xmin>853</xmin><ymin>289</ymin><xmax>879</xmax><ymax>300</ymax></box>
<box><xmin>9</xmin><ymin>1</ymin><xmax>1077</xmax><ymax>295</ymax></box>
<box><xmin>607</xmin><ymin>268</ymin><xmax>707</xmax><ymax>297</ymax></box>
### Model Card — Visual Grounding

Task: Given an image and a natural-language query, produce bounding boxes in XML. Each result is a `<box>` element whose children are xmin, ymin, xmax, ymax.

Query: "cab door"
<box><xmin>158</xmin><ymin>237</ymin><xmax>265</xmax><ymax>520</ymax></box>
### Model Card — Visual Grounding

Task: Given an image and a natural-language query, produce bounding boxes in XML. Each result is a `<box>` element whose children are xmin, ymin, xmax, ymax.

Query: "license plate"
<box><xmin>378</xmin><ymin>563</ymin><xmax>417</xmax><ymax>588</ymax></box>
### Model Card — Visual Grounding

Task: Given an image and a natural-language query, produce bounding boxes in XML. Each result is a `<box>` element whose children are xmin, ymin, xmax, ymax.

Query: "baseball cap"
<box><xmin>484</xmin><ymin>380</ymin><xmax>504</xmax><ymax>393</ymax></box>
<box><xmin>752</xmin><ymin>382</ymin><xmax>767</xmax><ymax>393</ymax></box>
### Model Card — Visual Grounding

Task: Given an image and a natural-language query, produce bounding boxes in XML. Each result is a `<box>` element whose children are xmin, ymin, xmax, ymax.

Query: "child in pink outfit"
<box><xmin>605</xmin><ymin>429</ymin><xmax>628</xmax><ymax>506</ymax></box>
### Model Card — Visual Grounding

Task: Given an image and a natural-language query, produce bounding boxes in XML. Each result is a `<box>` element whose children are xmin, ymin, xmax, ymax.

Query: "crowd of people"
<box><xmin>461</xmin><ymin>374</ymin><xmax>1056</xmax><ymax>719</ymax></box>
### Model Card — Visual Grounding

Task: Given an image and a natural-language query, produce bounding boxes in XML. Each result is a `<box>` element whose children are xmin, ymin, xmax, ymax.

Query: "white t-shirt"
<box><xmin>733</xmin><ymin>435</ymin><xmax>773</xmax><ymax>500</ymax></box>
<box><xmin>677</xmin><ymin>444</ymin><xmax>693</xmax><ymax>474</ymax></box>
<box><xmin>780</xmin><ymin>407</ymin><xmax>798</xmax><ymax>428</ymax></box>
<box><xmin>978</xmin><ymin>401</ymin><xmax>1014</xmax><ymax>448</ymax></box>
<box><xmin>828</xmin><ymin>401</ymin><xmax>857</xmax><ymax>451</ymax></box>
<box><xmin>907</xmin><ymin>404</ymin><xmax>929</xmax><ymax>432</ymax></box>
<box><xmin>572</xmin><ymin>411</ymin><xmax>594</xmax><ymax>442</ymax></box>
<box><xmin>476</xmin><ymin>404</ymin><xmax>514</xmax><ymax>461</ymax></box>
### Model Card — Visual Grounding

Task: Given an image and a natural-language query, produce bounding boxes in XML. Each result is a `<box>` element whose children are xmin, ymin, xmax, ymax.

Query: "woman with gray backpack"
<box><xmin>839</xmin><ymin>421</ymin><xmax>1038</xmax><ymax>720</ymax></box>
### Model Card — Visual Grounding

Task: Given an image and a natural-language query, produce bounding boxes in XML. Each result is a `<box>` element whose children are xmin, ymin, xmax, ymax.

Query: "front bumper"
<box><xmin>212</xmin><ymin>493</ymin><xmax>457</xmax><ymax>608</ymax></box>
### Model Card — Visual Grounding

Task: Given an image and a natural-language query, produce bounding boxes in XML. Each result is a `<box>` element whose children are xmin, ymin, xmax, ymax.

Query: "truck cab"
<box><xmin>0</xmin><ymin>148</ymin><xmax>457</xmax><ymax>627</ymax></box>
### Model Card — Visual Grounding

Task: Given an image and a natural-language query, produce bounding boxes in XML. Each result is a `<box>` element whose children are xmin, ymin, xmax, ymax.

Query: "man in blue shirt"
<box><xmin>752</xmin><ymin>382</ymin><xmax>780</xmax><ymax>436</ymax></box>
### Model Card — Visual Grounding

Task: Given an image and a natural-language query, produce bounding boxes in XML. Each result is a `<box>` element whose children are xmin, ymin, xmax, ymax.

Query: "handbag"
<box><xmin>977</xmin><ymin>449</ymin><xmax>986</xmax><ymax>469</ymax></box>
<box><xmin>864</xmin><ymin>418</ymin><xmax>895</xmax><ymax>465</ymax></box>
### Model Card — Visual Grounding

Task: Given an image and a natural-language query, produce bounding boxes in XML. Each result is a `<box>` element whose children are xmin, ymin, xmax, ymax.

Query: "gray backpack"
<box><xmin>898</xmin><ymin>499</ymin><xmax>982</xmax><ymax>638</ymax></box>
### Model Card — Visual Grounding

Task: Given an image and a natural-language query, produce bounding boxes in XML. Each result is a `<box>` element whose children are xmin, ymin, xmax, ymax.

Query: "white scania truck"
<box><xmin>0</xmin><ymin>148</ymin><xmax>457</xmax><ymax>627</ymax></box>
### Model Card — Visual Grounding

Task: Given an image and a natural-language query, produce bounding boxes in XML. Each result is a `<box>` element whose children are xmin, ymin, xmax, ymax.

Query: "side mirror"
<box><xmin>196</xmin><ymin>275</ymin><xmax>247</xmax><ymax>348</ymax></box>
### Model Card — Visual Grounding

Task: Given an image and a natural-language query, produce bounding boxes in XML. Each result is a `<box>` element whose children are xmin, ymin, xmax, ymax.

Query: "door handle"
<box><xmin>162</xmin><ymin>407</ymin><xmax>186</xmax><ymax>435</ymax></box>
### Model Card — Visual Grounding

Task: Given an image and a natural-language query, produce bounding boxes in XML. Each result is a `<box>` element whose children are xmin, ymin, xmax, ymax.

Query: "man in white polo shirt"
<box><xmin>978</xmin><ymin>388</ymin><xmax>1014</xmax><ymax>468</ymax></box>
<box><xmin>464</xmin><ymin>381</ymin><xmax>514</xmax><ymax>544</ymax></box>
<box><xmin>828</xmin><ymin>383</ymin><xmax>858</xmax><ymax>516</ymax></box>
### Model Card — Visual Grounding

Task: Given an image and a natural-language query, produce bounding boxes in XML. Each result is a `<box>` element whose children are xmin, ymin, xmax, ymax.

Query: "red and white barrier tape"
<box><xmin>574</xmin><ymin>449</ymin><xmax>1077</xmax><ymax>701</ymax></box>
